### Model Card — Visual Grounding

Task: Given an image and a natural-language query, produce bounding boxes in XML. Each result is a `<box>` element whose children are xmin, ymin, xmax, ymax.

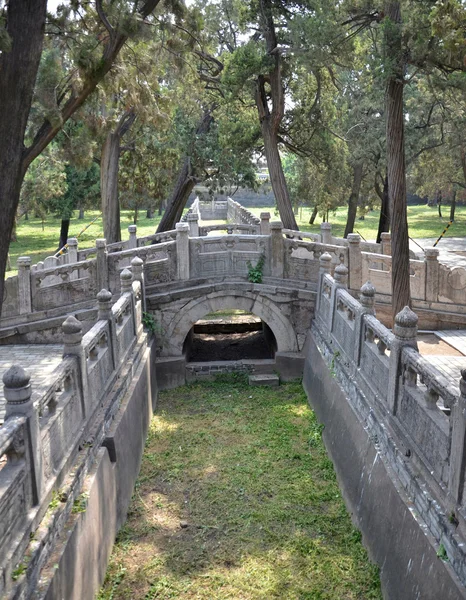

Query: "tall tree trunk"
<box><xmin>0</xmin><ymin>0</ymin><xmax>47</xmax><ymax>316</ymax></box>
<box><xmin>309</xmin><ymin>206</ymin><xmax>318</xmax><ymax>225</ymax></box>
<box><xmin>78</xmin><ymin>207</ymin><xmax>85</xmax><ymax>219</ymax></box>
<box><xmin>344</xmin><ymin>162</ymin><xmax>363</xmax><ymax>238</ymax></box>
<box><xmin>146</xmin><ymin>208</ymin><xmax>154</xmax><ymax>219</ymax></box>
<box><xmin>157</xmin><ymin>110</ymin><xmax>214</xmax><ymax>233</ymax></box>
<box><xmin>254</xmin><ymin>0</ymin><xmax>298</xmax><ymax>231</ymax></box>
<box><xmin>385</xmin><ymin>1</ymin><xmax>411</xmax><ymax>320</ymax></box>
<box><xmin>375</xmin><ymin>174</ymin><xmax>390</xmax><ymax>243</ymax></box>
<box><xmin>260</xmin><ymin>122</ymin><xmax>298</xmax><ymax>230</ymax></box>
<box><xmin>58</xmin><ymin>219</ymin><xmax>70</xmax><ymax>250</ymax></box>
<box><xmin>101</xmin><ymin>132</ymin><xmax>122</xmax><ymax>243</ymax></box>
<box><xmin>450</xmin><ymin>188</ymin><xmax>457</xmax><ymax>222</ymax></box>
<box><xmin>101</xmin><ymin>109</ymin><xmax>136</xmax><ymax>243</ymax></box>
<box><xmin>157</xmin><ymin>158</ymin><xmax>196</xmax><ymax>232</ymax></box>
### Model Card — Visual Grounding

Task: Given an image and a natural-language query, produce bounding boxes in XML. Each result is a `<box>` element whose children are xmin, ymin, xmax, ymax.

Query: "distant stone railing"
<box><xmin>3</xmin><ymin>213</ymin><xmax>466</xmax><ymax>327</ymax></box>
<box><xmin>0</xmin><ymin>267</ymin><xmax>145</xmax><ymax>597</ymax></box>
<box><xmin>313</xmin><ymin>257</ymin><xmax>466</xmax><ymax>586</ymax></box>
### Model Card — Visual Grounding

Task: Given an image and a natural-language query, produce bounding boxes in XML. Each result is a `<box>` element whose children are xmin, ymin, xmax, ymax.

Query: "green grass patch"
<box><xmin>249</xmin><ymin>204</ymin><xmax>466</xmax><ymax>241</ymax></box>
<box><xmin>99</xmin><ymin>378</ymin><xmax>381</xmax><ymax>600</ymax></box>
<box><xmin>8</xmin><ymin>210</ymin><xmax>162</xmax><ymax>275</ymax></box>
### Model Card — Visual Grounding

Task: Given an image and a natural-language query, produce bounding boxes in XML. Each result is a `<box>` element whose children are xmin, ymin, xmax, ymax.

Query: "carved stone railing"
<box><xmin>4</xmin><ymin>214</ymin><xmax>466</xmax><ymax>326</ymax></box>
<box><xmin>0</xmin><ymin>267</ymin><xmax>145</xmax><ymax>597</ymax></box>
<box><xmin>313</xmin><ymin>261</ymin><xmax>466</xmax><ymax>586</ymax></box>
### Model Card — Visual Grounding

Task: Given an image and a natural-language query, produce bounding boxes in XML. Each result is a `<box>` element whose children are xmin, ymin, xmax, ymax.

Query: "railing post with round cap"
<box><xmin>98</xmin><ymin>288</ymin><xmax>118</xmax><ymax>368</ymax></box>
<box><xmin>62</xmin><ymin>315</ymin><xmax>89</xmax><ymax>416</ymax></box>
<box><xmin>388</xmin><ymin>306</ymin><xmax>418</xmax><ymax>414</ymax></box>
<box><xmin>316</xmin><ymin>252</ymin><xmax>332</xmax><ymax>315</ymax></box>
<box><xmin>120</xmin><ymin>267</ymin><xmax>137</xmax><ymax>337</ymax></box>
<box><xmin>448</xmin><ymin>370</ymin><xmax>466</xmax><ymax>507</ymax></box>
<box><xmin>330</xmin><ymin>263</ymin><xmax>348</xmax><ymax>332</ymax></box>
<box><xmin>354</xmin><ymin>281</ymin><xmax>376</xmax><ymax>365</ymax></box>
<box><xmin>131</xmin><ymin>256</ymin><xmax>146</xmax><ymax>317</ymax></box>
<box><xmin>4</xmin><ymin>365</ymin><xmax>43</xmax><ymax>505</ymax></box>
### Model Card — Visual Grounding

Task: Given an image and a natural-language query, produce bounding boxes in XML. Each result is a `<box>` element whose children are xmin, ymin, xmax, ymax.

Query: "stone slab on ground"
<box><xmin>249</xmin><ymin>374</ymin><xmax>279</xmax><ymax>386</ymax></box>
<box><xmin>434</xmin><ymin>330</ymin><xmax>466</xmax><ymax>357</ymax></box>
<box><xmin>0</xmin><ymin>344</ymin><xmax>63</xmax><ymax>423</ymax></box>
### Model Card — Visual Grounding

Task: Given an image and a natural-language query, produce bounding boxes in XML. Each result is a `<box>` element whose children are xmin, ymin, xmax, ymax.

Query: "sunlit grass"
<box><xmin>99</xmin><ymin>377</ymin><xmax>381</xmax><ymax>600</ymax></box>
<box><xmin>8</xmin><ymin>210</ymin><xmax>163</xmax><ymax>275</ymax></box>
<box><xmin>249</xmin><ymin>204</ymin><xmax>466</xmax><ymax>241</ymax></box>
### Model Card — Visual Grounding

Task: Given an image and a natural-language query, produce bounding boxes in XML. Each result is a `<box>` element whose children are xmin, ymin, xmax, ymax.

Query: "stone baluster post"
<box><xmin>347</xmin><ymin>233</ymin><xmax>362</xmax><ymax>291</ymax></box>
<box><xmin>128</xmin><ymin>225</ymin><xmax>137</xmax><ymax>249</ymax></box>
<box><xmin>67</xmin><ymin>238</ymin><xmax>78</xmax><ymax>281</ymax></box>
<box><xmin>425</xmin><ymin>247</ymin><xmax>440</xmax><ymax>303</ymax></box>
<box><xmin>4</xmin><ymin>366</ymin><xmax>44</xmax><ymax>506</ymax></box>
<box><xmin>62</xmin><ymin>315</ymin><xmax>89</xmax><ymax>416</ymax></box>
<box><xmin>270</xmin><ymin>221</ymin><xmax>284</xmax><ymax>279</ymax></box>
<box><xmin>330</xmin><ymin>263</ymin><xmax>348</xmax><ymax>332</ymax></box>
<box><xmin>97</xmin><ymin>289</ymin><xmax>118</xmax><ymax>368</ymax></box>
<box><xmin>187</xmin><ymin>212</ymin><xmax>200</xmax><ymax>237</ymax></box>
<box><xmin>131</xmin><ymin>256</ymin><xmax>146</xmax><ymax>315</ymax></box>
<box><xmin>17</xmin><ymin>256</ymin><xmax>32</xmax><ymax>315</ymax></box>
<box><xmin>381</xmin><ymin>232</ymin><xmax>392</xmax><ymax>256</ymax></box>
<box><xmin>67</xmin><ymin>237</ymin><xmax>78</xmax><ymax>264</ymax></box>
<box><xmin>448</xmin><ymin>370</ymin><xmax>466</xmax><ymax>507</ymax></box>
<box><xmin>260</xmin><ymin>212</ymin><xmax>271</xmax><ymax>236</ymax></box>
<box><xmin>316</xmin><ymin>252</ymin><xmax>332</xmax><ymax>315</ymax></box>
<box><xmin>96</xmin><ymin>239</ymin><xmax>109</xmax><ymax>292</ymax></box>
<box><xmin>354</xmin><ymin>281</ymin><xmax>376</xmax><ymax>365</ymax></box>
<box><xmin>120</xmin><ymin>268</ymin><xmax>137</xmax><ymax>337</ymax></box>
<box><xmin>387</xmin><ymin>306</ymin><xmax>418</xmax><ymax>415</ymax></box>
<box><xmin>176</xmin><ymin>223</ymin><xmax>190</xmax><ymax>281</ymax></box>
<box><xmin>321</xmin><ymin>222</ymin><xmax>332</xmax><ymax>245</ymax></box>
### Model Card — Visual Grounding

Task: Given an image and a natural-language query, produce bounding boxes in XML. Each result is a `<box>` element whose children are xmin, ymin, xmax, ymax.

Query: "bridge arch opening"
<box><xmin>183</xmin><ymin>309</ymin><xmax>277</xmax><ymax>362</ymax></box>
<box><xmin>162</xmin><ymin>290</ymin><xmax>299</xmax><ymax>358</ymax></box>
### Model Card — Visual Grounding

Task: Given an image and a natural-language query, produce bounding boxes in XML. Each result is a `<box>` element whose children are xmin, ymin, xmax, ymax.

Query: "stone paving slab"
<box><xmin>434</xmin><ymin>330</ymin><xmax>466</xmax><ymax>357</ymax></box>
<box><xmin>427</xmin><ymin>355</ymin><xmax>466</xmax><ymax>385</ymax></box>
<box><xmin>0</xmin><ymin>344</ymin><xmax>63</xmax><ymax>423</ymax></box>
<box><xmin>411</xmin><ymin>237</ymin><xmax>466</xmax><ymax>268</ymax></box>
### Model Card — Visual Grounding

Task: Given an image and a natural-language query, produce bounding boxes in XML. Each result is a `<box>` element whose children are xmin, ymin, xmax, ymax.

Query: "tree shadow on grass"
<box><xmin>100</xmin><ymin>378</ymin><xmax>381</xmax><ymax>600</ymax></box>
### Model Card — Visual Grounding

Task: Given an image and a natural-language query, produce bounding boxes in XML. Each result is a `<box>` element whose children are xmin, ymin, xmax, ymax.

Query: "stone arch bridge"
<box><xmin>2</xmin><ymin>198</ymin><xmax>466</xmax><ymax>599</ymax></box>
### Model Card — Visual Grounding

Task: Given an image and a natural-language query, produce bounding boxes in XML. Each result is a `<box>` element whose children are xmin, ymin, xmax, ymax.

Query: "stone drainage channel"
<box><xmin>184</xmin><ymin>313</ymin><xmax>280</xmax><ymax>386</ymax></box>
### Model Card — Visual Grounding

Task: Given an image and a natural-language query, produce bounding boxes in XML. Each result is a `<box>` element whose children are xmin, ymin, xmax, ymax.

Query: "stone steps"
<box><xmin>248</xmin><ymin>374</ymin><xmax>280</xmax><ymax>387</ymax></box>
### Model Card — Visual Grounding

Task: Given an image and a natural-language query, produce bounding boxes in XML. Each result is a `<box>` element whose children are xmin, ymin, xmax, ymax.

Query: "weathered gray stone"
<box><xmin>249</xmin><ymin>374</ymin><xmax>279</xmax><ymax>386</ymax></box>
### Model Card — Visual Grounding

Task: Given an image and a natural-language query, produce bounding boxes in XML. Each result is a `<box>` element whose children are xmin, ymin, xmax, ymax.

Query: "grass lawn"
<box><xmin>249</xmin><ymin>204</ymin><xmax>466</xmax><ymax>242</ymax></box>
<box><xmin>7</xmin><ymin>210</ymin><xmax>162</xmax><ymax>275</ymax></box>
<box><xmin>9</xmin><ymin>202</ymin><xmax>462</xmax><ymax>276</ymax></box>
<box><xmin>98</xmin><ymin>377</ymin><xmax>381</xmax><ymax>600</ymax></box>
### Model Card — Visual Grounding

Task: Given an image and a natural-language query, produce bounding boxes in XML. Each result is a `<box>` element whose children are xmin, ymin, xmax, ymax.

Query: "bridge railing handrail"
<box><xmin>0</xmin><ymin>267</ymin><xmax>145</xmax><ymax>591</ymax></box>
<box><xmin>314</xmin><ymin>266</ymin><xmax>466</xmax><ymax>520</ymax></box>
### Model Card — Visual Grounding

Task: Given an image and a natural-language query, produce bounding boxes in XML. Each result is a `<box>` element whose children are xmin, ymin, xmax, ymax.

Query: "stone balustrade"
<box><xmin>3</xmin><ymin>208</ymin><xmax>466</xmax><ymax>330</ymax></box>
<box><xmin>0</xmin><ymin>268</ymin><xmax>146</xmax><ymax>597</ymax></box>
<box><xmin>312</xmin><ymin>264</ymin><xmax>466</xmax><ymax>588</ymax></box>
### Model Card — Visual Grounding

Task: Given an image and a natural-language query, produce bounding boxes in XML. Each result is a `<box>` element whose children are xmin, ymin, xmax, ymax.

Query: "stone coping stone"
<box><xmin>248</xmin><ymin>374</ymin><xmax>279</xmax><ymax>386</ymax></box>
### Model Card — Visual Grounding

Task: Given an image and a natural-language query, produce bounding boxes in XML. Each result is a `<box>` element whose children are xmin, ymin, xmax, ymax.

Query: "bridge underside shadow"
<box><xmin>147</xmin><ymin>281</ymin><xmax>315</xmax><ymax>389</ymax></box>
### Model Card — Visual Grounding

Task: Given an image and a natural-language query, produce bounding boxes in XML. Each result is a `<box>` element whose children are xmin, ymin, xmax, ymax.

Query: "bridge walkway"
<box><xmin>0</xmin><ymin>343</ymin><xmax>62</xmax><ymax>423</ymax></box>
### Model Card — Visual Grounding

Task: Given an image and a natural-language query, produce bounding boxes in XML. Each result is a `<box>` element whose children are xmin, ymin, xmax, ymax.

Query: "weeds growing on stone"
<box><xmin>99</xmin><ymin>377</ymin><xmax>381</xmax><ymax>599</ymax></box>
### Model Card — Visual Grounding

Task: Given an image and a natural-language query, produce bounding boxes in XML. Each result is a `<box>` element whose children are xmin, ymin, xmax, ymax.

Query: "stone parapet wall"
<box><xmin>0</xmin><ymin>268</ymin><xmax>152</xmax><ymax>600</ymax></box>
<box><xmin>308</xmin><ymin>261</ymin><xmax>466</xmax><ymax>596</ymax></box>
